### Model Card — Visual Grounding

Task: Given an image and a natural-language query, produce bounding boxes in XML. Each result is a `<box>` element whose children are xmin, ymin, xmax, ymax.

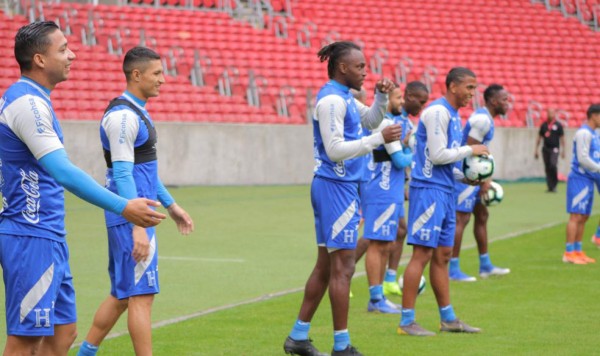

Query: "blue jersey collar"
<box><xmin>124</xmin><ymin>90</ymin><xmax>147</xmax><ymax>108</ymax></box>
<box><xmin>440</xmin><ymin>97</ymin><xmax>459</xmax><ymax>116</ymax></box>
<box><xmin>328</xmin><ymin>80</ymin><xmax>350</xmax><ymax>93</ymax></box>
<box><xmin>19</xmin><ymin>76</ymin><xmax>51</xmax><ymax>100</ymax></box>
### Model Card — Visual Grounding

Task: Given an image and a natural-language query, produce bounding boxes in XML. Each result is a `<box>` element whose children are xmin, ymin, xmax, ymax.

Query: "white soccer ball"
<box><xmin>398</xmin><ymin>275</ymin><xmax>426</xmax><ymax>296</ymax></box>
<box><xmin>407</xmin><ymin>132</ymin><xmax>417</xmax><ymax>151</ymax></box>
<box><xmin>463</xmin><ymin>154</ymin><xmax>494</xmax><ymax>181</ymax></box>
<box><xmin>484</xmin><ymin>181</ymin><xmax>504</xmax><ymax>206</ymax></box>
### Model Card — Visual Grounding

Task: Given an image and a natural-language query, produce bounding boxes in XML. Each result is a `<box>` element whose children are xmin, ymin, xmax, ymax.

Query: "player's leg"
<box><xmin>4</xmin><ymin>336</ymin><xmax>43</xmax><ymax>355</ymax></box>
<box><xmin>383</xmin><ymin>217</ymin><xmax>406</xmax><ymax>297</ymax></box>
<box><xmin>329</xmin><ymin>248</ymin><xmax>357</xmax><ymax>352</ymax></box>
<box><xmin>128</xmin><ymin>294</ymin><xmax>154</xmax><ymax>356</ymax></box>
<box><xmin>573</xmin><ymin>213</ymin><xmax>595</xmax><ymax>263</ymax></box>
<box><xmin>449</xmin><ymin>211</ymin><xmax>475</xmax><ymax>281</ymax></box>
<box><xmin>354</xmin><ymin>237</ymin><xmax>369</xmax><ymax>263</ymax></box>
<box><xmin>365</xmin><ymin>239</ymin><xmax>398</xmax><ymax>313</ymax></box>
<box><xmin>549</xmin><ymin>150</ymin><xmax>559</xmax><ymax>192</ymax></box>
<box><xmin>38</xmin><ymin>323</ymin><xmax>78</xmax><ymax>356</ymax></box>
<box><xmin>475</xmin><ymin>203</ymin><xmax>510</xmax><ymax>278</ymax></box>
<box><xmin>592</xmin><ymin>178</ymin><xmax>600</xmax><ymax>247</ymax></box>
<box><xmin>565</xmin><ymin>176</ymin><xmax>594</xmax><ymax>263</ymax></box>
<box><xmin>78</xmin><ymin>296</ymin><xmax>128</xmax><ymax>355</ymax></box>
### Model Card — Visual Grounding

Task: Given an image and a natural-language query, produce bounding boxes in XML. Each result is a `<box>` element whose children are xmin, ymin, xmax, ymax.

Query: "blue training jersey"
<box><xmin>570</xmin><ymin>123</ymin><xmax>600</xmax><ymax>180</ymax></box>
<box><xmin>100</xmin><ymin>93</ymin><xmax>159</xmax><ymax>227</ymax></box>
<box><xmin>0</xmin><ymin>78</ymin><xmax>66</xmax><ymax>240</ymax></box>
<box><xmin>313</xmin><ymin>81</ymin><xmax>367</xmax><ymax>182</ymax></box>
<box><xmin>462</xmin><ymin>107</ymin><xmax>494</xmax><ymax>146</ymax></box>
<box><xmin>362</xmin><ymin>111</ymin><xmax>412</xmax><ymax>203</ymax></box>
<box><xmin>411</xmin><ymin>97</ymin><xmax>464</xmax><ymax>192</ymax></box>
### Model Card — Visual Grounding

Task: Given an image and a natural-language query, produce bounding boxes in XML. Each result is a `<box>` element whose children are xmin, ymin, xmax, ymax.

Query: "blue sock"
<box><xmin>400</xmin><ymin>308</ymin><xmax>415</xmax><ymax>326</ymax></box>
<box><xmin>596</xmin><ymin>226</ymin><xmax>600</xmax><ymax>237</ymax></box>
<box><xmin>333</xmin><ymin>329</ymin><xmax>350</xmax><ymax>351</ymax></box>
<box><xmin>77</xmin><ymin>341</ymin><xmax>99</xmax><ymax>356</ymax></box>
<box><xmin>566</xmin><ymin>243</ymin><xmax>574</xmax><ymax>253</ymax></box>
<box><xmin>479</xmin><ymin>253</ymin><xmax>492</xmax><ymax>269</ymax></box>
<box><xmin>384</xmin><ymin>269</ymin><xmax>397</xmax><ymax>283</ymax></box>
<box><xmin>439</xmin><ymin>305</ymin><xmax>457</xmax><ymax>323</ymax></box>
<box><xmin>289</xmin><ymin>320</ymin><xmax>310</xmax><ymax>341</ymax></box>
<box><xmin>574</xmin><ymin>241</ymin><xmax>582</xmax><ymax>252</ymax></box>
<box><xmin>369</xmin><ymin>285</ymin><xmax>383</xmax><ymax>303</ymax></box>
<box><xmin>449</xmin><ymin>257</ymin><xmax>460</xmax><ymax>272</ymax></box>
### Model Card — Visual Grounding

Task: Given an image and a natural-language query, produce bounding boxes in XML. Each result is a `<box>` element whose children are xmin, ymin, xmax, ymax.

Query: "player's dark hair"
<box><xmin>317</xmin><ymin>41</ymin><xmax>361</xmax><ymax>79</ymax></box>
<box><xmin>445</xmin><ymin>67</ymin><xmax>476</xmax><ymax>89</ymax></box>
<box><xmin>587</xmin><ymin>104</ymin><xmax>600</xmax><ymax>118</ymax></box>
<box><xmin>123</xmin><ymin>46</ymin><xmax>161</xmax><ymax>81</ymax></box>
<box><xmin>14</xmin><ymin>21</ymin><xmax>59</xmax><ymax>72</ymax></box>
<box><xmin>406</xmin><ymin>81</ymin><xmax>428</xmax><ymax>94</ymax></box>
<box><xmin>484</xmin><ymin>84</ymin><xmax>504</xmax><ymax>103</ymax></box>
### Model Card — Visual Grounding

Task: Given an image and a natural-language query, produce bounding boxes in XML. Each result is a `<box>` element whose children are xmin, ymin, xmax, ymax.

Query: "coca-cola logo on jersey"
<box><xmin>20</xmin><ymin>169</ymin><xmax>41</xmax><ymax>224</ymax></box>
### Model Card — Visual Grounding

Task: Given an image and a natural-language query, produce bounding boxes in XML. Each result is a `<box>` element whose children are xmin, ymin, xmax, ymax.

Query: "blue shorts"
<box><xmin>455</xmin><ymin>182</ymin><xmax>480</xmax><ymax>213</ymax></box>
<box><xmin>108</xmin><ymin>224</ymin><xmax>159</xmax><ymax>299</ymax></box>
<box><xmin>362</xmin><ymin>203</ymin><xmax>403</xmax><ymax>242</ymax></box>
<box><xmin>311</xmin><ymin>176</ymin><xmax>360</xmax><ymax>249</ymax></box>
<box><xmin>566</xmin><ymin>175</ymin><xmax>594</xmax><ymax>215</ymax></box>
<box><xmin>0</xmin><ymin>234</ymin><xmax>76</xmax><ymax>336</ymax></box>
<box><xmin>407</xmin><ymin>186</ymin><xmax>456</xmax><ymax>248</ymax></box>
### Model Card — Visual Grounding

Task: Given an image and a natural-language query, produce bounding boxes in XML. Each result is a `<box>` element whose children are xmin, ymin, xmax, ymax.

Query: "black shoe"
<box><xmin>331</xmin><ymin>345</ymin><xmax>363</xmax><ymax>356</ymax></box>
<box><xmin>284</xmin><ymin>336</ymin><xmax>327</xmax><ymax>356</ymax></box>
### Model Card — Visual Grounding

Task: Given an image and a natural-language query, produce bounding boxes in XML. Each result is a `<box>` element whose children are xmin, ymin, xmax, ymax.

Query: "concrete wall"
<box><xmin>62</xmin><ymin>121</ymin><xmax>574</xmax><ymax>186</ymax></box>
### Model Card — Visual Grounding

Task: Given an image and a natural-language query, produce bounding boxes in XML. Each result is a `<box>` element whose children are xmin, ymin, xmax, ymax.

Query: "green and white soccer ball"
<box><xmin>463</xmin><ymin>154</ymin><xmax>495</xmax><ymax>181</ymax></box>
<box><xmin>398</xmin><ymin>275</ymin><xmax>426</xmax><ymax>295</ymax></box>
<box><xmin>484</xmin><ymin>181</ymin><xmax>504</xmax><ymax>206</ymax></box>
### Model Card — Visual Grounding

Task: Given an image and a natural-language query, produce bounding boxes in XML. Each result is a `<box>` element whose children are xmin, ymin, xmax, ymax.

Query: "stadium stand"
<box><xmin>0</xmin><ymin>0</ymin><xmax>598</xmax><ymax>127</ymax></box>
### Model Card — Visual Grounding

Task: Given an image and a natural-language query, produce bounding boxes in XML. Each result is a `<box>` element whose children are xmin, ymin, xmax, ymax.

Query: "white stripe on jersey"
<box><xmin>458</xmin><ymin>186</ymin><xmax>477</xmax><ymax>206</ymax></box>
<box><xmin>20</xmin><ymin>263</ymin><xmax>54</xmax><ymax>323</ymax></box>
<box><xmin>135</xmin><ymin>234</ymin><xmax>157</xmax><ymax>285</ymax></box>
<box><xmin>412</xmin><ymin>202</ymin><xmax>436</xmax><ymax>235</ymax></box>
<box><xmin>572</xmin><ymin>186</ymin><xmax>590</xmax><ymax>209</ymax></box>
<box><xmin>373</xmin><ymin>203</ymin><xmax>396</xmax><ymax>233</ymax></box>
<box><xmin>332</xmin><ymin>200</ymin><xmax>356</xmax><ymax>239</ymax></box>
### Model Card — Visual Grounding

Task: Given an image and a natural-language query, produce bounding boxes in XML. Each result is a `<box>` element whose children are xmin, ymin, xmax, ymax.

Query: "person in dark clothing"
<box><xmin>535</xmin><ymin>108</ymin><xmax>565</xmax><ymax>192</ymax></box>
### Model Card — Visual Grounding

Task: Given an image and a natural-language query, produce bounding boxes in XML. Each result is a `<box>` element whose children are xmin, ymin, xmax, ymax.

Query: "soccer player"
<box><xmin>0</xmin><ymin>21</ymin><xmax>165</xmax><ymax>356</ymax></box>
<box><xmin>77</xmin><ymin>47</ymin><xmax>194</xmax><ymax>356</ymax></box>
<box><xmin>283</xmin><ymin>41</ymin><xmax>400</xmax><ymax>356</ymax></box>
<box><xmin>563</xmin><ymin>104</ymin><xmax>600</xmax><ymax>264</ymax></box>
<box><xmin>449</xmin><ymin>84</ymin><xmax>511</xmax><ymax>282</ymax></box>
<box><xmin>397</xmin><ymin>67</ymin><xmax>488</xmax><ymax>336</ymax></box>
<box><xmin>359</xmin><ymin>84</ymin><xmax>414</xmax><ymax>314</ymax></box>
<box><xmin>381</xmin><ymin>81</ymin><xmax>429</xmax><ymax>297</ymax></box>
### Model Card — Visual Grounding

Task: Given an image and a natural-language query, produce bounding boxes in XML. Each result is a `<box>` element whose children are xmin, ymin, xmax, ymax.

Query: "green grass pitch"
<box><xmin>0</xmin><ymin>182</ymin><xmax>597</xmax><ymax>355</ymax></box>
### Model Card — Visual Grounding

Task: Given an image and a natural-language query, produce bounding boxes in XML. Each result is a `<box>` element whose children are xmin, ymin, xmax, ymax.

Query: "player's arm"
<box><xmin>157</xmin><ymin>179</ymin><xmax>195</xmax><ymax>235</ymax></box>
<box><xmin>355</xmin><ymin>90</ymin><xmax>388</xmax><ymax>130</ymax></box>
<box><xmin>375</xmin><ymin>119</ymin><xmax>412</xmax><ymax>169</ymax></box>
<box><xmin>422</xmin><ymin>108</ymin><xmax>476</xmax><ymax>165</ymax></box>
<box><xmin>574</xmin><ymin>130</ymin><xmax>600</xmax><ymax>173</ymax></box>
<box><xmin>317</xmin><ymin>95</ymin><xmax>385</xmax><ymax>162</ymax></box>
<box><xmin>8</xmin><ymin>97</ymin><xmax>164</xmax><ymax>227</ymax></box>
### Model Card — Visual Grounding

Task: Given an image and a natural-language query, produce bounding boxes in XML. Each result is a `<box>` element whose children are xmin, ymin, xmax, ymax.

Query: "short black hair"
<box><xmin>14</xmin><ymin>21</ymin><xmax>59</xmax><ymax>72</ymax></box>
<box><xmin>317</xmin><ymin>41</ymin><xmax>361</xmax><ymax>79</ymax></box>
<box><xmin>445</xmin><ymin>67</ymin><xmax>476</xmax><ymax>89</ymax></box>
<box><xmin>587</xmin><ymin>104</ymin><xmax>600</xmax><ymax>119</ymax></box>
<box><xmin>483</xmin><ymin>84</ymin><xmax>504</xmax><ymax>103</ymax></box>
<box><xmin>406</xmin><ymin>81</ymin><xmax>428</xmax><ymax>94</ymax></box>
<box><xmin>123</xmin><ymin>46</ymin><xmax>161</xmax><ymax>81</ymax></box>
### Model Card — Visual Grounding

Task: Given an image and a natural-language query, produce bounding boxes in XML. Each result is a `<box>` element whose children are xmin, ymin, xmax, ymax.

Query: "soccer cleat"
<box><xmin>562</xmin><ymin>252</ymin><xmax>587</xmax><ymax>265</ymax></box>
<box><xmin>283</xmin><ymin>337</ymin><xmax>328</xmax><ymax>356</ymax></box>
<box><xmin>331</xmin><ymin>345</ymin><xmax>363</xmax><ymax>356</ymax></box>
<box><xmin>383</xmin><ymin>281</ymin><xmax>402</xmax><ymax>296</ymax></box>
<box><xmin>349</xmin><ymin>290</ymin><xmax>354</xmax><ymax>298</ymax></box>
<box><xmin>367</xmin><ymin>299</ymin><xmax>401</xmax><ymax>314</ymax></box>
<box><xmin>440</xmin><ymin>319</ymin><xmax>481</xmax><ymax>333</ymax></box>
<box><xmin>479</xmin><ymin>265</ymin><xmax>511</xmax><ymax>278</ymax></box>
<box><xmin>384</xmin><ymin>298</ymin><xmax>401</xmax><ymax>310</ymax></box>
<box><xmin>449</xmin><ymin>270</ymin><xmax>477</xmax><ymax>282</ymax></box>
<box><xmin>397</xmin><ymin>322</ymin><xmax>436</xmax><ymax>336</ymax></box>
<box><xmin>591</xmin><ymin>235</ymin><xmax>600</xmax><ymax>248</ymax></box>
<box><xmin>574</xmin><ymin>251</ymin><xmax>596</xmax><ymax>263</ymax></box>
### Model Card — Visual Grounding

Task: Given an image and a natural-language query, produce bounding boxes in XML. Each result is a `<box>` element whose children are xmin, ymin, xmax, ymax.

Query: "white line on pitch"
<box><xmin>73</xmin><ymin>220</ymin><xmax>563</xmax><ymax>348</ymax></box>
<box><xmin>158</xmin><ymin>256</ymin><xmax>245</xmax><ymax>263</ymax></box>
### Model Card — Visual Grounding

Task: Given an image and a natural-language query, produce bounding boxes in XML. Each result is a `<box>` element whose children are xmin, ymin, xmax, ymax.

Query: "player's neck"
<box><xmin>21</xmin><ymin>72</ymin><xmax>55</xmax><ymax>92</ymax></box>
<box><xmin>125</xmin><ymin>87</ymin><xmax>149</xmax><ymax>104</ymax></box>
<box><xmin>485</xmin><ymin>105</ymin><xmax>497</xmax><ymax>118</ymax></box>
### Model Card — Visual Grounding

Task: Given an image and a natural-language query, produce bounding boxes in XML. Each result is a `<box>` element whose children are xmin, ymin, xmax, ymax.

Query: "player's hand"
<box><xmin>122</xmin><ymin>198</ymin><xmax>166</xmax><ymax>227</ymax></box>
<box><xmin>534</xmin><ymin>151</ymin><xmax>539</xmax><ymax>159</ymax></box>
<box><xmin>478</xmin><ymin>180</ymin><xmax>492</xmax><ymax>198</ymax></box>
<box><xmin>381</xmin><ymin>124</ymin><xmax>402</xmax><ymax>143</ymax></box>
<box><xmin>375</xmin><ymin>78</ymin><xmax>395</xmax><ymax>94</ymax></box>
<box><xmin>167</xmin><ymin>203</ymin><xmax>194</xmax><ymax>235</ymax></box>
<box><xmin>471</xmin><ymin>144</ymin><xmax>489</xmax><ymax>157</ymax></box>
<box><xmin>131</xmin><ymin>226</ymin><xmax>150</xmax><ymax>263</ymax></box>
